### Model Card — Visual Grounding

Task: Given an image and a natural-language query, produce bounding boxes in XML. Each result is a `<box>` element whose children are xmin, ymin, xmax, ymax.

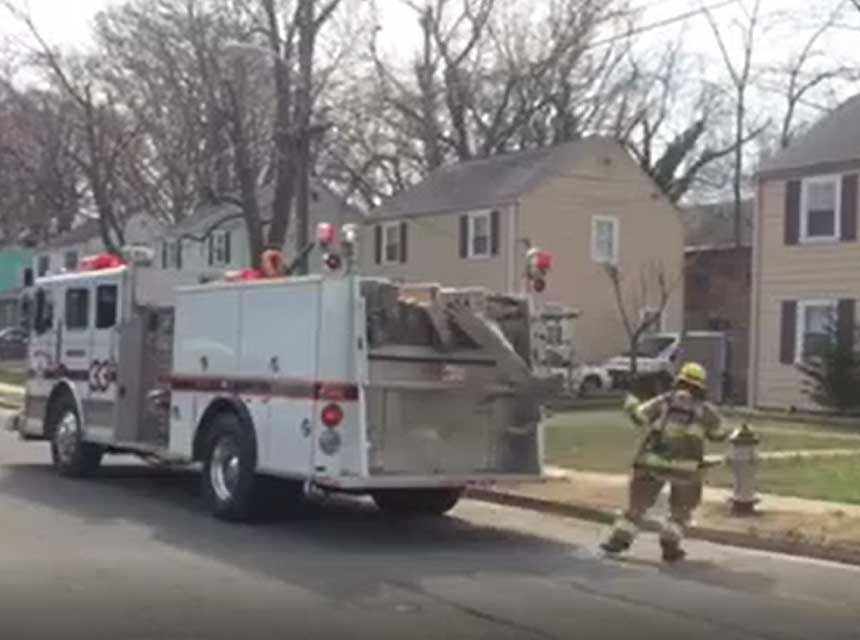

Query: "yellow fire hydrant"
<box><xmin>727</xmin><ymin>423</ymin><xmax>760</xmax><ymax>515</ymax></box>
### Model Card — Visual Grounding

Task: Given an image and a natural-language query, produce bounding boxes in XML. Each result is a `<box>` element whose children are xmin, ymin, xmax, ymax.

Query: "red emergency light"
<box><xmin>317</xmin><ymin>223</ymin><xmax>336</xmax><ymax>247</ymax></box>
<box><xmin>79</xmin><ymin>254</ymin><xmax>125</xmax><ymax>271</ymax></box>
<box><xmin>534</xmin><ymin>251</ymin><xmax>552</xmax><ymax>272</ymax></box>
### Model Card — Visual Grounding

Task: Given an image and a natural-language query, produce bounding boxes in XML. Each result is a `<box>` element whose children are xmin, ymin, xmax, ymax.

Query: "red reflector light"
<box><xmin>535</xmin><ymin>251</ymin><xmax>552</xmax><ymax>272</ymax></box>
<box><xmin>317</xmin><ymin>223</ymin><xmax>336</xmax><ymax>246</ymax></box>
<box><xmin>321</xmin><ymin>403</ymin><xmax>343</xmax><ymax>428</ymax></box>
<box><xmin>532</xmin><ymin>278</ymin><xmax>546</xmax><ymax>293</ymax></box>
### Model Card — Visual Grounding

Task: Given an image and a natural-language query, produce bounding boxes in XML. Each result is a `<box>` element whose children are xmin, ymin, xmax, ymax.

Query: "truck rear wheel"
<box><xmin>201</xmin><ymin>412</ymin><xmax>261</xmax><ymax>522</ymax></box>
<box><xmin>372</xmin><ymin>488</ymin><xmax>463</xmax><ymax>517</ymax></box>
<box><xmin>49</xmin><ymin>395</ymin><xmax>103</xmax><ymax>478</ymax></box>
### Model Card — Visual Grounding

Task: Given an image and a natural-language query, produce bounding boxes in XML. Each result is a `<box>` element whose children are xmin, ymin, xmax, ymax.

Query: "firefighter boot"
<box><xmin>660</xmin><ymin>520</ymin><xmax>687</xmax><ymax>563</ymax></box>
<box><xmin>600</xmin><ymin>516</ymin><xmax>636</xmax><ymax>555</ymax></box>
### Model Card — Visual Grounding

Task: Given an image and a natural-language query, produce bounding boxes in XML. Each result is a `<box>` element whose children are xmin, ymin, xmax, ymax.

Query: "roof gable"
<box><xmin>374</xmin><ymin>138</ymin><xmax>613</xmax><ymax>218</ymax></box>
<box><xmin>759</xmin><ymin>93</ymin><xmax>860</xmax><ymax>177</ymax></box>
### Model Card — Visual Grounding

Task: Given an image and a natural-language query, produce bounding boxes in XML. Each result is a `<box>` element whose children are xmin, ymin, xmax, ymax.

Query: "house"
<box><xmin>360</xmin><ymin>137</ymin><xmax>686</xmax><ymax>364</ymax></box>
<box><xmin>749</xmin><ymin>93</ymin><xmax>860</xmax><ymax>410</ymax></box>
<box><xmin>157</xmin><ymin>182</ymin><xmax>363</xmax><ymax>276</ymax></box>
<box><xmin>0</xmin><ymin>244</ymin><xmax>32</xmax><ymax>329</ymax></box>
<box><xmin>683</xmin><ymin>200</ymin><xmax>754</xmax><ymax>404</ymax></box>
<box><xmin>31</xmin><ymin>182</ymin><xmax>361</xmax><ymax>281</ymax></box>
<box><xmin>33</xmin><ymin>219</ymin><xmax>104</xmax><ymax>277</ymax></box>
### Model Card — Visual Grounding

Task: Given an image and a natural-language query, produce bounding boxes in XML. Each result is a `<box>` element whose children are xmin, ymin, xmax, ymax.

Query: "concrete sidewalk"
<box><xmin>469</xmin><ymin>466</ymin><xmax>860</xmax><ymax>566</ymax></box>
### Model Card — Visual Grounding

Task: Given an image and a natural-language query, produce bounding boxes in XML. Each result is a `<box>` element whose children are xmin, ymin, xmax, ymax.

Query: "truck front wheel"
<box><xmin>49</xmin><ymin>395</ymin><xmax>103</xmax><ymax>478</ymax></box>
<box><xmin>372</xmin><ymin>488</ymin><xmax>463</xmax><ymax>517</ymax></box>
<box><xmin>201</xmin><ymin>412</ymin><xmax>261</xmax><ymax>522</ymax></box>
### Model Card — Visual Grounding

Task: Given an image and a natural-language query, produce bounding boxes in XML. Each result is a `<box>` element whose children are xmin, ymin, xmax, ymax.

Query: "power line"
<box><xmin>585</xmin><ymin>0</ymin><xmax>738</xmax><ymax>52</ymax></box>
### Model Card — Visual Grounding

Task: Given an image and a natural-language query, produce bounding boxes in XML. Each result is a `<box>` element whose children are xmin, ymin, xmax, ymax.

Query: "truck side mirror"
<box><xmin>23</xmin><ymin>268</ymin><xmax>33</xmax><ymax>288</ymax></box>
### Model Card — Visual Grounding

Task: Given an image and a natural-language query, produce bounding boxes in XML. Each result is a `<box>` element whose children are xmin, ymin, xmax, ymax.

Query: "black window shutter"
<box><xmin>459</xmin><ymin>215</ymin><xmax>468</xmax><ymax>258</ymax></box>
<box><xmin>785</xmin><ymin>180</ymin><xmax>801</xmax><ymax>245</ymax></box>
<box><xmin>176</xmin><ymin>240</ymin><xmax>183</xmax><ymax>270</ymax></box>
<box><xmin>780</xmin><ymin>300</ymin><xmax>797</xmax><ymax>364</ymax></box>
<box><xmin>208</xmin><ymin>235</ymin><xmax>214</xmax><ymax>266</ymax></box>
<box><xmin>399</xmin><ymin>222</ymin><xmax>408</xmax><ymax>263</ymax></box>
<box><xmin>841</xmin><ymin>174</ymin><xmax>858</xmax><ymax>242</ymax></box>
<box><xmin>224</xmin><ymin>231</ymin><xmax>232</xmax><ymax>264</ymax></box>
<box><xmin>374</xmin><ymin>225</ymin><xmax>382</xmax><ymax>264</ymax></box>
<box><xmin>161</xmin><ymin>241</ymin><xmax>168</xmax><ymax>269</ymax></box>
<box><xmin>490</xmin><ymin>210</ymin><xmax>500</xmax><ymax>256</ymax></box>
<box><xmin>838</xmin><ymin>299</ymin><xmax>856</xmax><ymax>351</ymax></box>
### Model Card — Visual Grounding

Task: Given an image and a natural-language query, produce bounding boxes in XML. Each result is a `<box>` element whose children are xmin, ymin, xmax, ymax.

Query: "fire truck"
<box><xmin>9</xmin><ymin>224</ymin><xmax>559</xmax><ymax>521</ymax></box>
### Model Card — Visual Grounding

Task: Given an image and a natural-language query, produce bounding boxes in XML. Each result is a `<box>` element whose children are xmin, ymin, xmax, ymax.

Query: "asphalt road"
<box><xmin>1</xmin><ymin>433</ymin><xmax>859</xmax><ymax>640</ymax></box>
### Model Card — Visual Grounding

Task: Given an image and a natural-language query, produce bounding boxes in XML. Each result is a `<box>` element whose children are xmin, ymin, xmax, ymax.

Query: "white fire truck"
<box><xmin>9</xmin><ymin>225</ymin><xmax>559</xmax><ymax>521</ymax></box>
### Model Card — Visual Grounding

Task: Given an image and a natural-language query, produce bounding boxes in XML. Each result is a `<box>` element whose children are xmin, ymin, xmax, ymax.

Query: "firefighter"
<box><xmin>600</xmin><ymin>362</ymin><xmax>727</xmax><ymax>562</ymax></box>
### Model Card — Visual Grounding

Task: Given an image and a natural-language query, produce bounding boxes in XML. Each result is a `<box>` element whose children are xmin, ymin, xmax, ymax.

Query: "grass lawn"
<box><xmin>706</xmin><ymin>457</ymin><xmax>860</xmax><ymax>505</ymax></box>
<box><xmin>0</xmin><ymin>366</ymin><xmax>26</xmax><ymax>388</ymax></box>
<box><xmin>544</xmin><ymin>409</ymin><xmax>860</xmax><ymax>504</ymax></box>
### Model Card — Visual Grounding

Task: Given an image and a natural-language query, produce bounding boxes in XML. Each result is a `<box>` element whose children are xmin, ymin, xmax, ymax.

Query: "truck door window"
<box><xmin>96</xmin><ymin>285</ymin><xmax>118</xmax><ymax>329</ymax></box>
<box><xmin>34</xmin><ymin>288</ymin><xmax>54</xmax><ymax>335</ymax></box>
<box><xmin>65</xmin><ymin>288</ymin><xmax>90</xmax><ymax>330</ymax></box>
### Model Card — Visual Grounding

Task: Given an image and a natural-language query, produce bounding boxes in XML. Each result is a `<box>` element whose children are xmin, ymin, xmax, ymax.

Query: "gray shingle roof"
<box><xmin>759</xmin><ymin>93</ymin><xmax>860</xmax><ymax>177</ymax></box>
<box><xmin>375</xmin><ymin>139</ymin><xmax>605</xmax><ymax>218</ymax></box>
<box><xmin>682</xmin><ymin>199</ymin><xmax>754</xmax><ymax>248</ymax></box>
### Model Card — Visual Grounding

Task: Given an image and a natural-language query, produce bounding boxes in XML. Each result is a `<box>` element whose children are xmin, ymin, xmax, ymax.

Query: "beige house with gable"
<box><xmin>750</xmin><ymin>94</ymin><xmax>860</xmax><ymax>410</ymax></box>
<box><xmin>360</xmin><ymin>137</ymin><xmax>686</xmax><ymax>364</ymax></box>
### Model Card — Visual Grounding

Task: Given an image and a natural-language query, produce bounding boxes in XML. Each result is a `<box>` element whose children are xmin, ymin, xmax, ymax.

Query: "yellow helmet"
<box><xmin>676</xmin><ymin>362</ymin><xmax>707</xmax><ymax>390</ymax></box>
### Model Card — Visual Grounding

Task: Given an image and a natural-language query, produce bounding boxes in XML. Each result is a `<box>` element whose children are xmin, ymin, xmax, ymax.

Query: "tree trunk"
<box><xmin>733</xmin><ymin>90</ymin><xmax>745</xmax><ymax>247</ymax></box>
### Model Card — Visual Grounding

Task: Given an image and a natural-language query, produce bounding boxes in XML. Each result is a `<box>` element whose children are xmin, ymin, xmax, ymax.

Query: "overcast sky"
<box><xmin>1</xmin><ymin>0</ymin><xmax>858</xmax><ymax>106</ymax></box>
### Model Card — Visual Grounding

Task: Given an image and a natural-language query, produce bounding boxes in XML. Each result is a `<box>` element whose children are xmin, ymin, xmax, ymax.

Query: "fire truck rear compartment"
<box><xmin>360</xmin><ymin>281</ymin><xmax>544</xmax><ymax>478</ymax></box>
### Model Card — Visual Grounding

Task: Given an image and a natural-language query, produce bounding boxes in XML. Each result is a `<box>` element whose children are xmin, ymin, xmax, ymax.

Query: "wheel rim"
<box><xmin>55</xmin><ymin>411</ymin><xmax>79</xmax><ymax>464</ymax></box>
<box><xmin>210</xmin><ymin>437</ymin><xmax>241</xmax><ymax>502</ymax></box>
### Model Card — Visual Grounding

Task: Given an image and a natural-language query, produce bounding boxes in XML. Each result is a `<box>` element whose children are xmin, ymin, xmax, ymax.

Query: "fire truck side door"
<box><xmin>238</xmin><ymin>282</ymin><xmax>321</xmax><ymax>476</ymax></box>
<box><xmin>88</xmin><ymin>278</ymin><xmax>122</xmax><ymax>436</ymax></box>
<box><xmin>60</xmin><ymin>284</ymin><xmax>93</xmax><ymax>416</ymax></box>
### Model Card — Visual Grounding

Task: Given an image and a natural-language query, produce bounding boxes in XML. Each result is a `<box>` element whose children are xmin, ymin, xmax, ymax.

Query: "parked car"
<box><xmin>0</xmin><ymin>327</ymin><xmax>28</xmax><ymax>360</ymax></box>
<box><xmin>604</xmin><ymin>333</ymin><xmax>680</xmax><ymax>390</ymax></box>
<box><xmin>571</xmin><ymin>364</ymin><xmax>613</xmax><ymax>396</ymax></box>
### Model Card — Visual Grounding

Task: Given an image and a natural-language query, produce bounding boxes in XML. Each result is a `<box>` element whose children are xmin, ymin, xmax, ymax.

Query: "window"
<box><xmin>65</xmin><ymin>288</ymin><xmax>90</xmax><ymax>330</ymax></box>
<box><xmin>383</xmin><ymin>222</ymin><xmax>401</xmax><ymax>264</ymax></box>
<box><xmin>801</xmin><ymin>176</ymin><xmax>840</xmax><ymax>242</ymax></box>
<box><xmin>34</xmin><ymin>289</ymin><xmax>54</xmax><ymax>335</ymax></box>
<box><xmin>96</xmin><ymin>285</ymin><xmax>118</xmax><ymax>329</ymax></box>
<box><xmin>162</xmin><ymin>240</ymin><xmax>183</xmax><ymax>270</ymax></box>
<box><xmin>37</xmin><ymin>255</ymin><xmax>50</xmax><ymax>277</ymax></box>
<box><xmin>64</xmin><ymin>251</ymin><xmax>79</xmax><ymax>271</ymax></box>
<box><xmin>796</xmin><ymin>300</ymin><xmax>836</xmax><ymax>361</ymax></box>
<box><xmin>468</xmin><ymin>212</ymin><xmax>491</xmax><ymax>258</ymax></box>
<box><xmin>209</xmin><ymin>231</ymin><xmax>231</xmax><ymax>267</ymax></box>
<box><xmin>591</xmin><ymin>216</ymin><xmax>619</xmax><ymax>264</ymax></box>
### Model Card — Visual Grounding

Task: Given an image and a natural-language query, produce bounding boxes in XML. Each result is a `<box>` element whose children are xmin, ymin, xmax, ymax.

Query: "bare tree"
<box><xmin>3</xmin><ymin>1</ymin><xmax>143</xmax><ymax>253</ymax></box>
<box><xmin>771</xmin><ymin>4</ymin><xmax>857</xmax><ymax>149</ymax></box>
<box><xmin>702</xmin><ymin>0</ymin><xmax>765</xmax><ymax>247</ymax></box>
<box><xmin>604</xmin><ymin>260</ymin><xmax>684</xmax><ymax>395</ymax></box>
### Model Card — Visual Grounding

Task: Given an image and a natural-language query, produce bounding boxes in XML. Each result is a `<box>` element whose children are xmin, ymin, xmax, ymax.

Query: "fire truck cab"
<box><xmin>13</xmin><ymin>232</ymin><xmax>558</xmax><ymax>522</ymax></box>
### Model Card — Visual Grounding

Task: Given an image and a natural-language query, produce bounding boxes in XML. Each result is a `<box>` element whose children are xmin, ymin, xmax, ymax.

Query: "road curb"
<box><xmin>466</xmin><ymin>488</ymin><xmax>860</xmax><ymax>568</ymax></box>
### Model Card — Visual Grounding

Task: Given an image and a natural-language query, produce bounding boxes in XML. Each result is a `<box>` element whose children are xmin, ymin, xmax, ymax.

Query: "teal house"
<box><xmin>0</xmin><ymin>245</ymin><xmax>32</xmax><ymax>329</ymax></box>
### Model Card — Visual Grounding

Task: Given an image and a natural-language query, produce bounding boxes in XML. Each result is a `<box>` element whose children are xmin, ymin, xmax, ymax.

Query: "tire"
<box><xmin>579</xmin><ymin>376</ymin><xmax>601</xmax><ymax>396</ymax></box>
<box><xmin>372</xmin><ymin>488</ymin><xmax>463</xmax><ymax>517</ymax></box>
<box><xmin>48</xmin><ymin>394</ymin><xmax>103</xmax><ymax>478</ymax></box>
<box><xmin>201</xmin><ymin>411</ymin><xmax>262</xmax><ymax>522</ymax></box>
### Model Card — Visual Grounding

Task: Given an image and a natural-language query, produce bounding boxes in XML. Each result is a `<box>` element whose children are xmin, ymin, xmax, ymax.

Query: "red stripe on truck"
<box><xmin>168</xmin><ymin>375</ymin><xmax>359</xmax><ymax>402</ymax></box>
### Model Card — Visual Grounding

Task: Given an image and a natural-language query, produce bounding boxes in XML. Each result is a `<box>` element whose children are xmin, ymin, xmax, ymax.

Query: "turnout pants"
<box><xmin>607</xmin><ymin>468</ymin><xmax>703</xmax><ymax>549</ymax></box>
